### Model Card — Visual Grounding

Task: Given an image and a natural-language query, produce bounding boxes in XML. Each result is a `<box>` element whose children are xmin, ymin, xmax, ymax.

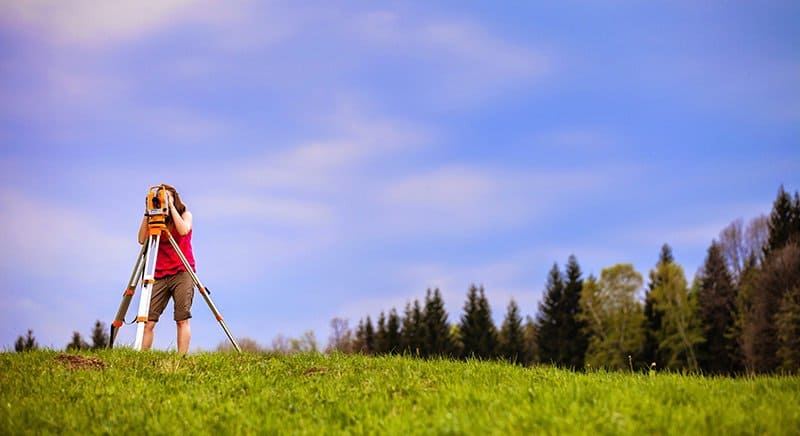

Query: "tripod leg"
<box><xmin>166</xmin><ymin>233</ymin><xmax>242</xmax><ymax>352</ymax></box>
<box><xmin>109</xmin><ymin>242</ymin><xmax>147</xmax><ymax>348</ymax></box>
<box><xmin>133</xmin><ymin>233</ymin><xmax>161</xmax><ymax>350</ymax></box>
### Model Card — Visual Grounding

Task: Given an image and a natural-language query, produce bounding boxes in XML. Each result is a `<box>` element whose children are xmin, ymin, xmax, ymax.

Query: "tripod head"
<box><xmin>145</xmin><ymin>185</ymin><xmax>170</xmax><ymax>229</ymax></box>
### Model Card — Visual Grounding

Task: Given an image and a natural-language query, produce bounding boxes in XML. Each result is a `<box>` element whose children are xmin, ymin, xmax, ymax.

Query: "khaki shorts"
<box><xmin>148</xmin><ymin>271</ymin><xmax>194</xmax><ymax>322</ymax></box>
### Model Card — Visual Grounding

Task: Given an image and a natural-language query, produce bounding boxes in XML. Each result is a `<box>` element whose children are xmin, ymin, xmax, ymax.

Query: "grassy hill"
<box><xmin>1</xmin><ymin>350</ymin><xmax>798</xmax><ymax>435</ymax></box>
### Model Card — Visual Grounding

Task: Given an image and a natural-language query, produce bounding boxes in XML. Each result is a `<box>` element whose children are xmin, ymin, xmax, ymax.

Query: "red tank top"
<box><xmin>155</xmin><ymin>227</ymin><xmax>196</xmax><ymax>278</ymax></box>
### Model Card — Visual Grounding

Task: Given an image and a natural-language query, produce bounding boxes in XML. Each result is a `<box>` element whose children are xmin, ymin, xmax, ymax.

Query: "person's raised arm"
<box><xmin>168</xmin><ymin>192</ymin><xmax>193</xmax><ymax>236</ymax></box>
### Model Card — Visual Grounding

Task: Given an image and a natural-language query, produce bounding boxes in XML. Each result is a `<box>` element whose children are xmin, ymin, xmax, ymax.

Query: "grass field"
<box><xmin>1</xmin><ymin>350</ymin><xmax>798</xmax><ymax>435</ymax></box>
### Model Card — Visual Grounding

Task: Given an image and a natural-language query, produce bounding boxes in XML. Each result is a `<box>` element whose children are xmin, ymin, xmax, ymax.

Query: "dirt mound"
<box><xmin>55</xmin><ymin>354</ymin><xmax>106</xmax><ymax>370</ymax></box>
<box><xmin>303</xmin><ymin>366</ymin><xmax>328</xmax><ymax>375</ymax></box>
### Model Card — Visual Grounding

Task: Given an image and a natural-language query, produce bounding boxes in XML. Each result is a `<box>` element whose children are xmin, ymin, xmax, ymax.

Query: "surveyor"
<box><xmin>136</xmin><ymin>184</ymin><xmax>195</xmax><ymax>353</ymax></box>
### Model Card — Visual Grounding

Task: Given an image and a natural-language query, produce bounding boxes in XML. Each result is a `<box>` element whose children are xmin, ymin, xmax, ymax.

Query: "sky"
<box><xmin>1</xmin><ymin>1</ymin><xmax>798</xmax><ymax>352</ymax></box>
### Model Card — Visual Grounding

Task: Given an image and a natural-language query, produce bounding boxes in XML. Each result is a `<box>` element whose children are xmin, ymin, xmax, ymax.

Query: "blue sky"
<box><xmin>1</xmin><ymin>1</ymin><xmax>798</xmax><ymax>351</ymax></box>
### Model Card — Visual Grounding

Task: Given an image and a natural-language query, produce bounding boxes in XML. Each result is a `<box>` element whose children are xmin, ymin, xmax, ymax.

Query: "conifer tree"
<box><xmin>764</xmin><ymin>186</ymin><xmax>796</xmax><ymax>257</ymax></box>
<box><xmin>499</xmin><ymin>299</ymin><xmax>526</xmax><ymax>364</ymax></box>
<box><xmin>697</xmin><ymin>242</ymin><xmax>740</xmax><ymax>374</ymax></box>
<box><xmin>642</xmin><ymin>244</ymin><xmax>674</xmax><ymax>368</ymax></box>
<box><xmin>422</xmin><ymin>288</ymin><xmax>453</xmax><ymax>357</ymax></box>
<box><xmin>375</xmin><ymin>312</ymin><xmax>388</xmax><ymax>354</ymax></box>
<box><xmin>364</xmin><ymin>316</ymin><xmax>375</xmax><ymax>354</ymax></box>
<box><xmin>90</xmin><ymin>320</ymin><xmax>109</xmax><ymax>350</ymax></box>
<box><xmin>401</xmin><ymin>300</ymin><xmax>425</xmax><ymax>356</ymax></box>
<box><xmin>354</xmin><ymin>319</ymin><xmax>367</xmax><ymax>353</ymax></box>
<box><xmin>386</xmin><ymin>309</ymin><xmax>401</xmax><ymax>354</ymax></box>
<box><xmin>67</xmin><ymin>332</ymin><xmax>90</xmax><ymax>351</ymax></box>
<box><xmin>459</xmin><ymin>285</ymin><xmax>497</xmax><ymax>359</ymax></box>
<box><xmin>535</xmin><ymin>263</ymin><xmax>564</xmax><ymax>364</ymax></box>
<box><xmin>562</xmin><ymin>255</ymin><xmax>587</xmax><ymax>368</ymax></box>
<box><xmin>14</xmin><ymin>329</ymin><xmax>38</xmax><ymax>352</ymax></box>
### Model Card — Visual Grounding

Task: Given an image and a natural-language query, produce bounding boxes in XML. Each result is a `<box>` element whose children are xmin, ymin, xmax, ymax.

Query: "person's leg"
<box><xmin>142</xmin><ymin>321</ymin><xmax>157</xmax><ymax>350</ymax></box>
<box><xmin>176</xmin><ymin>319</ymin><xmax>191</xmax><ymax>354</ymax></box>
<box><xmin>145</xmin><ymin>276</ymin><xmax>171</xmax><ymax>351</ymax></box>
<box><xmin>173</xmin><ymin>271</ymin><xmax>195</xmax><ymax>354</ymax></box>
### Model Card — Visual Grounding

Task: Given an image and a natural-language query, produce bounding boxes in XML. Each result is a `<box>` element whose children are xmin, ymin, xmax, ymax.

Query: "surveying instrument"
<box><xmin>108</xmin><ymin>185</ymin><xmax>241</xmax><ymax>352</ymax></box>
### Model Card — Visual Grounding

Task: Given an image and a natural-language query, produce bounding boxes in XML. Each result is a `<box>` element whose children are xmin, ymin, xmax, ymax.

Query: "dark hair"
<box><xmin>160</xmin><ymin>184</ymin><xmax>187</xmax><ymax>222</ymax></box>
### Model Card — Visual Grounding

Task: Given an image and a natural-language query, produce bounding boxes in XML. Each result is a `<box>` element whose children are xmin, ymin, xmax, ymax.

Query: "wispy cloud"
<box><xmin>0</xmin><ymin>0</ymin><xmax>196</xmax><ymax>47</ymax></box>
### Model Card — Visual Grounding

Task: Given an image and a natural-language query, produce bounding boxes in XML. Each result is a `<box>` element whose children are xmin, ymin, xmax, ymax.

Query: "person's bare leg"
<box><xmin>176</xmin><ymin>319</ymin><xmax>191</xmax><ymax>354</ymax></box>
<box><xmin>142</xmin><ymin>321</ymin><xmax>157</xmax><ymax>350</ymax></box>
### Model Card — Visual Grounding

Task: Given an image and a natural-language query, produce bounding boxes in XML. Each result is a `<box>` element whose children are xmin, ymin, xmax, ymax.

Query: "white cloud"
<box><xmin>354</xmin><ymin>11</ymin><xmax>551</xmax><ymax>103</ymax></box>
<box><xmin>193</xmin><ymin>193</ymin><xmax>332</xmax><ymax>226</ymax></box>
<box><xmin>376</xmin><ymin>164</ymin><xmax>617</xmax><ymax>236</ymax></box>
<box><xmin>0</xmin><ymin>0</ymin><xmax>197</xmax><ymax>47</ymax></box>
<box><xmin>237</xmin><ymin>102</ymin><xmax>430</xmax><ymax>192</ymax></box>
<box><xmin>0</xmin><ymin>188</ymin><xmax>133</xmax><ymax>286</ymax></box>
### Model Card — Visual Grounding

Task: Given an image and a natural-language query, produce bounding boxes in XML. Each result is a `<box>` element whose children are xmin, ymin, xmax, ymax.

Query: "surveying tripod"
<box><xmin>108</xmin><ymin>185</ymin><xmax>241</xmax><ymax>352</ymax></box>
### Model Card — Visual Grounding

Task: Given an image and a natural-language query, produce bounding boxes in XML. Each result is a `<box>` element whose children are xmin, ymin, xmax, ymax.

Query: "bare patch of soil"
<box><xmin>55</xmin><ymin>354</ymin><xmax>106</xmax><ymax>370</ymax></box>
<box><xmin>303</xmin><ymin>367</ymin><xmax>328</xmax><ymax>375</ymax></box>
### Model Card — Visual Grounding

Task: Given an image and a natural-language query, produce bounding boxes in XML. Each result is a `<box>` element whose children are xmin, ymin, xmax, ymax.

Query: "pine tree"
<box><xmin>386</xmin><ymin>309</ymin><xmax>401</xmax><ymax>354</ymax></box>
<box><xmin>459</xmin><ymin>285</ymin><xmax>497</xmax><ymax>359</ymax></box>
<box><xmin>375</xmin><ymin>312</ymin><xmax>388</xmax><ymax>354</ymax></box>
<box><xmin>498</xmin><ymin>300</ymin><xmax>526</xmax><ymax>364</ymax></box>
<box><xmin>401</xmin><ymin>300</ymin><xmax>425</xmax><ymax>356</ymax></box>
<box><xmin>90</xmin><ymin>320</ymin><xmax>109</xmax><ymax>350</ymax></box>
<box><xmin>642</xmin><ymin>244</ymin><xmax>674</xmax><ymax>369</ymax></box>
<box><xmin>764</xmin><ymin>186</ymin><xmax>795</xmax><ymax>257</ymax></box>
<box><xmin>535</xmin><ymin>263</ymin><xmax>564</xmax><ymax>364</ymax></box>
<box><xmin>66</xmin><ymin>332</ymin><xmax>90</xmax><ymax>351</ymax></box>
<box><xmin>14</xmin><ymin>329</ymin><xmax>38</xmax><ymax>352</ymax></box>
<box><xmin>562</xmin><ymin>255</ymin><xmax>587</xmax><ymax>368</ymax></box>
<box><xmin>697</xmin><ymin>242</ymin><xmax>740</xmax><ymax>374</ymax></box>
<box><xmin>354</xmin><ymin>319</ymin><xmax>367</xmax><ymax>353</ymax></box>
<box><xmin>422</xmin><ymin>288</ymin><xmax>453</xmax><ymax>357</ymax></box>
<box><xmin>364</xmin><ymin>316</ymin><xmax>375</xmax><ymax>354</ymax></box>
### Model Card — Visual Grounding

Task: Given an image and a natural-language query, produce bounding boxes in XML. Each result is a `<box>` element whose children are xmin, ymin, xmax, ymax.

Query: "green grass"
<box><xmin>1</xmin><ymin>350</ymin><xmax>798</xmax><ymax>435</ymax></box>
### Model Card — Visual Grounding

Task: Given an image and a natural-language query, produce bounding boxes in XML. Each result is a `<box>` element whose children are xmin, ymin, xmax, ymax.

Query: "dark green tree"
<box><xmin>354</xmin><ymin>319</ymin><xmax>367</xmax><ymax>353</ymax></box>
<box><xmin>66</xmin><ymin>332</ymin><xmax>90</xmax><ymax>351</ymax></box>
<box><xmin>764</xmin><ymin>186</ymin><xmax>796</xmax><ymax>257</ymax></box>
<box><xmin>642</xmin><ymin>244</ymin><xmax>674</xmax><ymax>369</ymax></box>
<box><xmin>364</xmin><ymin>316</ymin><xmax>375</xmax><ymax>354</ymax></box>
<box><xmin>697</xmin><ymin>242</ymin><xmax>740</xmax><ymax>374</ymax></box>
<box><xmin>90</xmin><ymin>320</ymin><xmax>109</xmax><ymax>350</ymax></box>
<box><xmin>498</xmin><ymin>299</ymin><xmax>526</xmax><ymax>364</ymax></box>
<box><xmin>535</xmin><ymin>263</ymin><xmax>564</xmax><ymax>364</ymax></box>
<box><xmin>459</xmin><ymin>285</ymin><xmax>497</xmax><ymax>359</ymax></box>
<box><xmin>14</xmin><ymin>329</ymin><xmax>38</xmax><ymax>352</ymax></box>
<box><xmin>422</xmin><ymin>288</ymin><xmax>453</xmax><ymax>357</ymax></box>
<box><xmin>401</xmin><ymin>300</ymin><xmax>425</xmax><ymax>356</ymax></box>
<box><xmin>386</xmin><ymin>308</ymin><xmax>401</xmax><ymax>354</ymax></box>
<box><xmin>375</xmin><ymin>312</ymin><xmax>388</xmax><ymax>354</ymax></box>
<box><xmin>744</xmin><ymin>243</ymin><xmax>800</xmax><ymax>372</ymax></box>
<box><xmin>562</xmin><ymin>255</ymin><xmax>588</xmax><ymax>368</ymax></box>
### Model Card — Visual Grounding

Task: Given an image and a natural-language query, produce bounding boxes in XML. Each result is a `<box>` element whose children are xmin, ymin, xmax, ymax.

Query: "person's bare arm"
<box><xmin>168</xmin><ymin>192</ymin><xmax>193</xmax><ymax>235</ymax></box>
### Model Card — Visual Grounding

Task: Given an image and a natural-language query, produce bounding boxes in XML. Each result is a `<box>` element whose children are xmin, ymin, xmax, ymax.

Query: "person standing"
<box><xmin>137</xmin><ymin>184</ymin><xmax>196</xmax><ymax>354</ymax></box>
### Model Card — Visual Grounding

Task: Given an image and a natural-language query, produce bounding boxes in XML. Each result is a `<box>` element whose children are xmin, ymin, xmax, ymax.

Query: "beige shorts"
<box><xmin>148</xmin><ymin>271</ymin><xmax>194</xmax><ymax>322</ymax></box>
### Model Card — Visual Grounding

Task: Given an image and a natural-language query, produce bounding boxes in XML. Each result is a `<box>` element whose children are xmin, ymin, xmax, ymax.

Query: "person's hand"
<box><xmin>166</xmin><ymin>191</ymin><xmax>174</xmax><ymax>208</ymax></box>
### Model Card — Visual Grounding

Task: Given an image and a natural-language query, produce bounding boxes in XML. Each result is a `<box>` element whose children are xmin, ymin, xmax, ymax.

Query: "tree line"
<box><xmin>13</xmin><ymin>321</ymin><xmax>109</xmax><ymax>352</ymax></box>
<box><xmin>332</xmin><ymin>186</ymin><xmax>800</xmax><ymax>374</ymax></box>
<box><xmin>12</xmin><ymin>186</ymin><xmax>799</xmax><ymax>375</ymax></box>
